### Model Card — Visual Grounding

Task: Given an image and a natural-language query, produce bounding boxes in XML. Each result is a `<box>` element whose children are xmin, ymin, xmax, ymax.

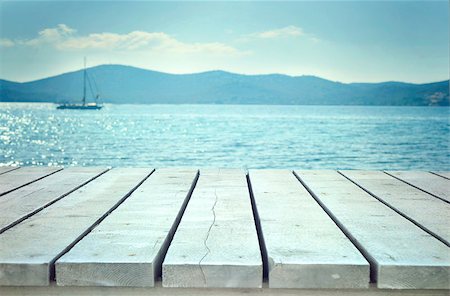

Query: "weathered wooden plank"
<box><xmin>249</xmin><ymin>170</ymin><xmax>369</xmax><ymax>288</ymax></box>
<box><xmin>431</xmin><ymin>171</ymin><xmax>450</xmax><ymax>180</ymax></box>
<box><xmin>55</xmin><ymin>168</ymin><xmax>199</xmax><ymax>287</ymax></box>
<box><xmin>0</xmin><ymin>168</ymin><xmax>152</xmax><ymax>286</ymax></box>
<box><xmin>0</xmin><ymin>167</ymin><xmax>108</xmax><ymax>233</ymax></box>
<box><xmin>0</xmin><ymin>167</ymin><xmax>62</xmax><ymax>196</ymax></box>
<box><xmin>162</xmin><ymin>169</ymin><xmax>262</xmax><ymax>288</ymax></box>
<box><xmin>1</xmin><ymin>286</ymin><xmax>450</xmax><ymax>296</ymax></box>
<box><xmin>341</xmin><ymin>170</ymin><xmax>450</xmax><ymax>245</ymax></box>
<box><xmin>385</xmin><ymin>171</ymin><xmax>450</xmax><ymax>202</ymax></box>
<box><xmin>0</xmin><ymin>167</ymin><xmax>19</xmax><ymax>175</ymax></box>
<box><xmin>295</xmin><ymin>170</ymin><xmax>450</xmax><ymax>290</ymax></box>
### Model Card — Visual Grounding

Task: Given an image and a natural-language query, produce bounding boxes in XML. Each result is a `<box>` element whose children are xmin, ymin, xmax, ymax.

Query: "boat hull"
<box><xmin>56</xmin><ymin>104</ymin><xmax>102</xmax><ymax>110</ymax></box>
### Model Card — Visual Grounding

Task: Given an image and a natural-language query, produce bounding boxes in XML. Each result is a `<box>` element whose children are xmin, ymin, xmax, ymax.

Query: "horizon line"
<box><xmin>2</xmin><ymin>63</ymin><xmax>449</xmax><ymax>85</ymax></box>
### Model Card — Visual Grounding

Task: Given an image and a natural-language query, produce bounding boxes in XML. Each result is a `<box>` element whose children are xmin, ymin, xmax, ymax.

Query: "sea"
<box><xmin>0</xmin><ymin>103</ymin><xmax>449</xmax><ymax>170</ymax></box>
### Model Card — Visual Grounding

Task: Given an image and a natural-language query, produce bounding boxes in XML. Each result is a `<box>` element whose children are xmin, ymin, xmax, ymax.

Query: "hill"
<box><xmin>0</xmin><ymin>65</ymin><xmax>448</xmax><ymax>106</ymax></box>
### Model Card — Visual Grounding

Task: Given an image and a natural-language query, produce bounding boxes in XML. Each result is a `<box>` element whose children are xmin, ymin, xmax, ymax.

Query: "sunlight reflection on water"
<box><xmin>1</xmin><ymin>103</ymin><xmax>449</xmax><ymax>169</ymax></box>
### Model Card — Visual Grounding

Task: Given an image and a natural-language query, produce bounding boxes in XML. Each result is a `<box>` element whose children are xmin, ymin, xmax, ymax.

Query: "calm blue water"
<box><xmin>0</xmin><ymin>103</ymin><xmax>448</xmax><ymax>170</ymax></box>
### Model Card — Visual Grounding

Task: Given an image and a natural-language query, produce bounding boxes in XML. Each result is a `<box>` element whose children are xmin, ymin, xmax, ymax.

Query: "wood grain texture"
<box><xmin>1</xmin><ymin>285</ymin><xmax>450</xmax><ymax>296</ymax></box>
<box><xmin>385</xmin><ymin>171</ymin><xmax>450</xmax><ymax>202</ymax></box>
<box><xmin>163</xmin><ymin>169</ymin><xmax>262</xmax><ymax>288</ymax></box>
<box><xmin>340</xmin><ymin>170</ymin><xmax>450</xmax><ymax>245</ymax></box>
<box><xmin>430</xmin><ymin>172</ymin><xmax>450</xmax><ymax>180</ymax></box>
<box><xmin>0</xmin><ymin>167</ymin><xmax>108</xmax><ymax>233</ymax></box>
<box><xmin>0</xmin><ymin>167</ymin><xmax>19</xmax><ymax>175</ymax></box>
<box><xmin>250</xmin><ymin>170</ymin><xmax>369</xmax><ymax>288</ymax></box>
<box><xmin>0</xmin><ymin>168</ymin><xmax>152</xmax><ymax>286</ymax></box>
<box><xmin>295</xmin><ymin>170</ymin><xmax>450</xmax><ymax>290</ymax></box>
<box><xmin>55</xmin><ymin>168</ymin><xmax>198</xmax><ymax>287</ymax></box>
<box><xmin>0</xmin><ymin>167</ymin><xmax>62</xmax><ymax>196</ymax></box>
<box><xmin>1</xmin><ymin>167</ymin><xmax>449</xmax><ymax>292</ymax></box>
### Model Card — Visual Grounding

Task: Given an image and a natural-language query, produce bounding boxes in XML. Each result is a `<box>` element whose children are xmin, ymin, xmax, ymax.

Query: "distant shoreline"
<box><xmin>2</xmin><ymin>64</ymin><xmax>448</xmax><ymax>85</ymax></box>
<box><xmin>1</xmin><ymin>65</ymin><xmax>448</xmax><ymax>106</ymax></box>
<box><xmin>1</xmin><ymin>101</ymin><xmax>449</xmax><ymax>108</ymax></box>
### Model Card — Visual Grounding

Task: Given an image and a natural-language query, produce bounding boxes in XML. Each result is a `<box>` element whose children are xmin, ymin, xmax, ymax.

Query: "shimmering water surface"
<box><xmin>0</xmin><ymin>103</ymin><xmax>448</xmax><ymax>170</ymax></box>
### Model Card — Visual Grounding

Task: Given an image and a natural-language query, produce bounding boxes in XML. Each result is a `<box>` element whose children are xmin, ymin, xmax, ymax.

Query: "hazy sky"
<box><xmin>0</xmin><ymin>1</ymin><xmax>448</xmax><ymax>83</ymax></box>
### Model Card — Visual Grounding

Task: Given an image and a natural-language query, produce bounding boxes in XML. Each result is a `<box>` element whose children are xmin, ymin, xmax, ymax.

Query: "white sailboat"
<box><xmin>57</xmin><ymin>58</ymin><xmax>102</xmax><ymax>110</ymax></box>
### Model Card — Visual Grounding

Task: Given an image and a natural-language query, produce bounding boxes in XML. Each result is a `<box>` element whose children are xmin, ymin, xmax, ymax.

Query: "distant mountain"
<box><xmin>1</xmin><ymin>65</ymin><xmax>448</xmax><ymax>106</ymax></box>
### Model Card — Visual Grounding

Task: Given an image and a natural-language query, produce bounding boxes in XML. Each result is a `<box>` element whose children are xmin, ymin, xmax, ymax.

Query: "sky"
<box><xmin>0</xmin><ymin>1</ymin><xmax>448</xmax><ymax>83</ymax></box>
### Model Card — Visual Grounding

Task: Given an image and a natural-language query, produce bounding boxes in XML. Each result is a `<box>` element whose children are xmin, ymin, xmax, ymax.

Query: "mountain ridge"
<box><xmin>1</xmin><ymin>64</ymin><xmax>448</xmax><ymax>106</ymax></box>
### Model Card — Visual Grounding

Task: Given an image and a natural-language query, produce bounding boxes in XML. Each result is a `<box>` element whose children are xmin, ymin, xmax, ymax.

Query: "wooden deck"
<box><xmin>0</xmin><ymin>167</ymin><xmax>449</xmax><ymax>295</ymax></box>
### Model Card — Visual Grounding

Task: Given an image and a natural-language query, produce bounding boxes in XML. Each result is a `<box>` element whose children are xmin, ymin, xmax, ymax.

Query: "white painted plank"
<box><xmin>0</xmin><ymin>168</ymin><xmax>152</xmax><ymax>286</ymax></box>
<box><xmin>163</xmin><ymin>169</ymin><xmax>262</xmax><ymax>288</ymax></box>
<box><xmin>0</xmin><ymin>167</ymin><xmax>19</xmax><ymax>175</ymax></box>
<box><xmin>1</xmin><ymin>286</ymin><xmax>450</xmax><ymax>296</ymax></box>
<box><xmin>0</xmin><ymin>167</ymin><xmax>108</xmax><ymax>233</ymax></box>
<box><xmin>0</xmin><ymin>167</ymin><xmax>62</xmax><ymax>196</ymax></box>
<box><xmin>249</xmin><ymin>170</ymin><xmax>369</xmax><ymax>288</ymax></box>
<box><xmin>385</xmin><ymin>171</ymin><xmax>450</xmax><ymax>202</ymax></box>
<box><xmin>55</xmin><ymin>168</ymin><xmax>198</xmax><ymax>287</ymax></box>
<box><xmin>341</xmin><ymin>170</ymin><xmax>450</xmax><ymax>245</ymax></box>
<box><xmin>295</xmin><ymin>170</ymin><xmax>450</xmax><ymax>289</ymax></box>
<box><xmin>431</xmin><ymin>171</ymin><xmax>450</xmax><ymax>179</ymax></box>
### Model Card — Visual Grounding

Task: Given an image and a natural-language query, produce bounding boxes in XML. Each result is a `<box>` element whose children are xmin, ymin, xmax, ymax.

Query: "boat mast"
<box><xmin>83</xmin><ymin>57</ymin><xmax>86</xmax><ymax>106</ymax></box>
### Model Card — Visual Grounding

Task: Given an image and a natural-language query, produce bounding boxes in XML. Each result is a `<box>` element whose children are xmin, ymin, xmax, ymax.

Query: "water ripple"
<box><xmin>0</xmin><ymin>103</ymin><xmax>448</xmax><ymax>170</ymax></box>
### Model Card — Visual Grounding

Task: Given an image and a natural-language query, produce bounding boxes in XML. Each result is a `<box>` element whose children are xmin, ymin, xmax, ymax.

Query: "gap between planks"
<box><xmin>0</xmin><ymin>167</ymin><xmax>110</xmax><ymax>234</ymax></box>
<box><xmin>0</xmin><ymin>167</ymin><xmax>63</xmax><ymax>197</ymax></box>
<box><xmin>246</xmin><ymin>173</ymin><xmax>269</xmax><ymax>282</ymax></box>
<box><xmin>292</xmin><ymin>171</ymin><xmax>377</xmax><ymax>283</ymax></box>
<box><xmin>339</xmin><ymin>170</ymin><xmax>450</xmax><ymax>247</ymax></box>
<box><xmin>384</xmin><ymin>171</ymin><xmax>450</xmax><ymax>204</ymax></box>
<box><xmin>55</xmin><ymin>168</ymin><xmax>200</xmax><ymax>287</ymax></box>
<box><xmin>0</xmin><ymin>166</ymin><xmax>20</xmax><ymax>176</ymax></box>
<box><xmin>295</xmin><ymin>170</ymin><xmax>450</xmax><ymax>289</ymax></box>
<box><xmin>49</xmin><ymin>169</ymin><xmax>156</xmax><ymax>281</ymax></box>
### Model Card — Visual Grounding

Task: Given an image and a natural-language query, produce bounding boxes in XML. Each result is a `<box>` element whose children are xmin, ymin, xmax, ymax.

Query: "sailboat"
<box><xmin>57</xmin><ymin>58</ymin><xmax>102</xmax><ymax>110</ymax></box>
